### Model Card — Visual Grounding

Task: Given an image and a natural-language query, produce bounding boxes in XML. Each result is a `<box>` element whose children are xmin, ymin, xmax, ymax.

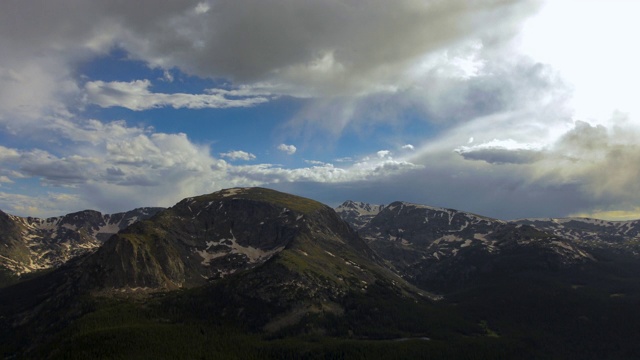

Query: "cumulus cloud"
<box><xmin>229</xmin><ymin>157</ymin><xmax>422</xmax><ymax>185</ymax></box>
<box><xmin>277</xmin><ymin>144</ymin><xmax>297</xmax><ymax>155</ymax></box>
<box><xmin>4</xmin><ymin>0</ymin><xmax>640</xmax><ymax>221</ymax></box>
<box><xmin>220</xmin><ymin>150</ymin><xmax>256</xmax><ymax>161</ymax></box>
<box><xmin>0</xmin><ymin>112</ymin><xmax>427</xmax><ymax>216</ymax></box>
<box><xmin>429</xmin><ymin>115</ymin><xmax>640</xmax><ymax>218</ymax></box>
<box><xmin>0</xmin><ymin>0</ymin><xmax>542</xmax><ymax>128</ymax></box>
<box><xmin>85</xmin><ymin>80</ymin><xmax>271</xmax><ymax>110</ymax></box>
<box><xmin>0</xmin><ymin>146</ymin><xmax>20</xmax><ymax>161</ymax></box>
<box><xmin>91</xmin><ymin>0</ymin><xmax>538</xmax><ymax>96</ymax></box>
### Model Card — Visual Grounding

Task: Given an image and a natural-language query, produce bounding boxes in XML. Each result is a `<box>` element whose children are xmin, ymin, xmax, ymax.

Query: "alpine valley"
<box><xmin>2</xmin><ymin>188</ymin><xmax>640</xmax><ymax>359</ymax></box>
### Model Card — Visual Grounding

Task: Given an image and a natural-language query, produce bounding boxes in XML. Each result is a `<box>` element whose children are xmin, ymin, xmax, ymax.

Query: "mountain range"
<box><xmin>0</xmin><ymin>207</ymin><xmax>163</xmax><ymax>285</ymax></box>
<box><xmin>2</xmin><ymin>188</ymin><xmax>640</xmax><ymax>359</ymax></box>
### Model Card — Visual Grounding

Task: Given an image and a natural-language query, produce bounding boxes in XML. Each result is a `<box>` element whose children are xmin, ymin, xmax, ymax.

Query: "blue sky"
<box><xmin>1</xmin><ymin>0</ymin><xmax>640</xmax><ymax>220</ymax></box>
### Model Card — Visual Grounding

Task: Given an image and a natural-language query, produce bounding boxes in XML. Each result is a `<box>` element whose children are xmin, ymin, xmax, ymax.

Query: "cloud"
<box><xmin>305</xmin><ymin>160</ymin><xmax>327</xmax><ymax>166</ymax></box>
<box><xmin>277</xmin><ymin>143</ymin><xmax>297</xmax><ymax>155</ymax></box>
<box><xmin>377</xmin><ymin>150</ymin><xmax>391</xmax><ymax>159</ymax></box>
<box><xmin>0</xmin><ymin>1</ymin><xmax>541</xmax><ymax>126</ymax></box>
<box><xmin>570</xmin><ymin>208</ymin><xmax>640</xmax><ymax>222</ymax></box>
<box><xmin>455</xmin><ymin>139</ymin><xmax>545</xmax><ymax>165</ymax></box>
<box><xmin>425</xmin><ymin>114</ymin><xmax>640</xmax><ymax>218</ymax></box>
<box><xmin>161</xmin><ymin>70</ymin><xmax>174</xmax><ymax>82</ymax></box>
<box><xmin>401</xmin><ymin>144</ymin><xmax>415</xmax><ymax>150</ymax></box>
<box><xmin>92</xmin><ymin>0</ymin><xmax>538</xmax><ymax>96</ymax></box>
<box><xmin>0</xmin><ymin>191</ymin><xmax>86</xmax><ymax>218</ymax></box>
<box><xmin>85</xmin><ymin>80</ymin><xmax>271</xmax><ymax>110</ymax></box>
<box><xmin>228</xmin><ymin>157</ymin><xmax>422</xmax><ymax>185</ymax></box>
<box><xmin>220</xmin><ymin>150</ymin><xmax>256</xmax><ymax>161</ymax></box>
<box><xmin>457</xmin><ymin>147</ymin><xmax>543</xmax><ymax>165</ymax></box>
<box><xmin>5</xmin><ymin>0</ymin><xmax>640</xmax><ymax>222</ymax></box>
<box><xmin>0</xmin><ymin>146</ymin><xmax>20</xmax><ymax>161</ymax></box>
<box><xmin>0</xmin><ymin>112</ymin><xmax>426</xmax><ymax>216</ymax></box>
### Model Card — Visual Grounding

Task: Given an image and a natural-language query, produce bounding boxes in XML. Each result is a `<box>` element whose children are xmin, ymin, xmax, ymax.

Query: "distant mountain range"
<box><xmin>335</xmin><ymin>200</ymin><xmax>640</xmax><ymax>291</ymax></box>
<box><xmin>0</xmin><ymin>207</ymin><xmax>163</xmax><ymax>281</ymax></box>
<box><xmin>2</xmin><ymin>189</ymin><xmax>640</xmax><ymax>359</ymax></box>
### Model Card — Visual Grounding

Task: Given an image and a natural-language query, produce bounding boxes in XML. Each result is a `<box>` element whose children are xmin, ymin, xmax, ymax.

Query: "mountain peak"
<box><xmin>84</xmin><ymin>187</ymin><xmax>366</xmax><ymax>292</ymax></box>
<box><xmin>179</xmin><ymin>187</ymin><xmax>326</xmax><ymax>216</ymax></box>
<box><xmin>335</xmin><ymin>200</ymin><xmax>385</xmax><ymax>230</ymax></box>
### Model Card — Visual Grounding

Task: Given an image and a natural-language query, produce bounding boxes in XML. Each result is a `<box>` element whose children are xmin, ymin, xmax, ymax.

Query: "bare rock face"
<box><xmin>334</xmin><ymin>200</ymin><xmax>385</xmax><ymax>230</ymax></box>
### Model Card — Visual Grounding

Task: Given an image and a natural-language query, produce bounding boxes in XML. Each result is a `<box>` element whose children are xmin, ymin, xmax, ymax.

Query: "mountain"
<box><xmin>334</xmin><ymin>200</ymin><xmax>640</xmax><ymax>358</ymax></box>
<box><xmin>334</xmin><ymin>200</ymin><xmax>385</xmax><ymax>230</ymax></box>
<box><xmin>79</xmin><ymin>188</ymin><xmax>405</xmax><ymax>295</ymax></box>
<box><xmin>4</xmin><ymin>190</ymin><xmax>640</xmax><ymax>358</ymax></box>
<box><xmin>514</xmin><ymin>217</ymin><xmax>640</xmax><ymax>253</ymax></box>
<box><xmin>348</xmin><ymin>201</ymin><xmax>593</xmax><ymax>291</ymax></box>
<box><xmin>3</xmin><ymin>188</ymin><xmax>442</xmax><ymax>358</ymax></box>
<box><xmin>0</xmin><ymin>207</ymin><xmax>163</xmax><ymax>283</ymax></box>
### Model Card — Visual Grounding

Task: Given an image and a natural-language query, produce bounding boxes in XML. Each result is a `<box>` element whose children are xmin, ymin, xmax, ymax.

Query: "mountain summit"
<box><xmin>81</xmin><ymin>187</ymin><xmax>398</xmax><ymax>294</ymax></box>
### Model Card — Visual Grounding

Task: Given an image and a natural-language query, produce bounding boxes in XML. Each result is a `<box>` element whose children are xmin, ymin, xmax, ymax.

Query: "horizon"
<box><xmin>3</xmin><ymin>185</ymin><xmax>640</xmax><ymax>223</ymax></box>
<box><xmin>1</xmin><ymin>1</ymin><xmax>640</xmax><ymax>221</ymax></box>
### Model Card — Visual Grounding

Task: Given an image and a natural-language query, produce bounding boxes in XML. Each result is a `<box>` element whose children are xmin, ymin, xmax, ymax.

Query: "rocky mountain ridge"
<box><xmin>3</xmin><ymin>190</ymin><xmax>640</xmax><ymax>358</ymax></box>
<box><xmin>0</xmin><ymin>207</ymin><xmax>163</xmax><ymax>277</ymax></box>
<box><xmin>334</xmin><ymin>200</ymin><xmax>385</xmax><ymax>229</ymax></box>
<box><xmin>336</xmin><ymin>200</ymin><xmax>634</xmax><ymax>291</ymax></box>
<box><xmin>514</xmin><ymin>217</ymin><xmax>640</xmax><ymax>253</ymax></box>
<box><xmin>1</xmin><ymin>188</ymin><xmax>424</xmax><ymax>351</ymax></box>
<box><xmin>79</xmin><ymin>188</ymin><xmax>410</xmax><ymax>299</ymax></box>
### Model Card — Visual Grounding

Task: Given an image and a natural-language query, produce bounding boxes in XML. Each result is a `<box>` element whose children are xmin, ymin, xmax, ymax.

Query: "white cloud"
<box><xmin>0</xmin><ymin>191</ymin><xmax>86</xmax><ymax>218</ymax></box>
<box><xmin>4</xmin><ymin>0</ymin><xmax>640</xmax><ymax>221</ymax></box>
<box><xmin>0</xmin><ymin>114</ymin><xmax>426</xmax><ymax>216</ymax></box>
<box><xmin>377</xmin><ymin>150</ymin><xmax>391</xmax><ymax>159</ymax></box>
<box><xmin>277</xmin><ymin>143</ymin><xmax>297</xmax><ymax>155</ymax></box>
<box><xmin>455</xmin><ymin>139</ymin><xmax>545</xmax><ymax>164</ymax></box>
<box><xmin>401</xmin><ymin>144</ymin><xmax>415</xmax><ymax>150</ymax></box>
<box><xmin>0</xmin><ymin>0</ymin><xmax>542</xmax><ymax>133</ymax></box>
<box><xmin>194</xmin><ymin>2</ymin><xmax>211</xmax><ymax>15</ymax></box>
<box><xmin>220</xmin><ymin>150</ymin><xmax>256</xmax><ymax>161</ymax></box>
<box><xmin>0</xmin><ymin>146</ymin><xmax>20</xmax><ymax>160</ymax></box>
<box><xmin>161</xmin><ymin>70</ymin><xmax>174</xmax><ymax>82</ymax></box>
<box><xmin>305</xmin><ymin>160</ymin><xmax>327</xmax><ymax>166</ymax></box>
<box><xmin>229</xmin><ymin>157</ymin><xmax>422</xmax><ymax>185</ymax></box>
<box><xmin>85</xmin><ymin>80</ymin><xmax>271</xmax><ymax>110</ymax></box>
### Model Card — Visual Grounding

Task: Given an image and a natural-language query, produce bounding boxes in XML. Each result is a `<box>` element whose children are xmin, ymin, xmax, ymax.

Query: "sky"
<box><xmin>1</xmin><ymin>0</ymin><xmax>640</xmax><ymax>221</ymax></box>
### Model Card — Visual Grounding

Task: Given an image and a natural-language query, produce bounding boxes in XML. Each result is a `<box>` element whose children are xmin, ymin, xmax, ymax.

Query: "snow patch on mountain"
<box><xmin>0</xmin><ymin>207</ymin><xmax>163</xmax><ymax>276</ymax></box>
<box><xmin>196</xmin><ymin>229</ymin><xmax>285</xmax><ymax>265</ymax></box>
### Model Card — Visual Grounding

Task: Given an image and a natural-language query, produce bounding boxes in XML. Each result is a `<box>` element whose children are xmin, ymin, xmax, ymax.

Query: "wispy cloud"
<box><xmin>220</xmin><ymin>150</ymin><xmax>256</xmax><ymax>161</ymax></box>
<box><xmin>85</xmin><ymin>80</ymin><xmax>271</xmax><ymax>110</ymax></box>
